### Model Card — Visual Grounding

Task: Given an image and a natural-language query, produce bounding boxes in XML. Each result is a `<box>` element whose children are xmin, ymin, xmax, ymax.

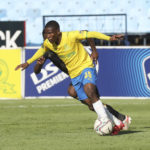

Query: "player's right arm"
<box><xmin>34</xmin><ymin>56</ymin><xmax>46</xmax><ymax>74</ymax></box>
<box><xmin>15</xmin><ymin>46</ymin><xmax>46</xmax><ymax>71</ymax></box>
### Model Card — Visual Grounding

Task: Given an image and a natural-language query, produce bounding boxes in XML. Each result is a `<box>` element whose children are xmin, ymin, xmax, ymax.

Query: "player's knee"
<box><xmin>88</xmin><ymin>105</ymin><xmax>94</xmax><ymax>111</ymax></box>
<box><xmin>86</xmin><ymin>103</ymin><xmax>94</xmax><ymax>111</ymax></box>
<box><xmin>68</xmin><ymin>84</ymin><xmax>77</xmax><ymax>98</ymax></box>
<box><xmin>82</xmin><ymin>99</ymin><xmax>94</xmax><ymax>111</ymax></box>
<box><xmin>84</xmin><ymin>83</ymin><xmax>98</xmax><ymax>99</ymax></box>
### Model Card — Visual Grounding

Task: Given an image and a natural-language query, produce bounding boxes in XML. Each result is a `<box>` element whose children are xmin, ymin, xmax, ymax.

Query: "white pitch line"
<box><xmin>0</xmin><ymin>101</ymin><xmax>150</xmax><ymax>109</ymax></box>
<box><xmin>0</xmin><ymin>103</ymin><xmax>83</xmax><ymax>109</ymax></box>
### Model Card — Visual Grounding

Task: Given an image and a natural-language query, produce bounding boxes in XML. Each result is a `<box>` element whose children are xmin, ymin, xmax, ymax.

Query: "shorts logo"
<box><xmin>84</xmin><ymin>71</ymin><xmax>92</xmax><ymax>81</ymax></box>
<box><xmin>143</xmin><ymin>56</ymin><xmax>150</xmax><ymax>90</ymax></box>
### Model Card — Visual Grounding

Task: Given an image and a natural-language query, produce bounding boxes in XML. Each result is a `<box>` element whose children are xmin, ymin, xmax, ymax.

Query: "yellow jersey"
<box><xmin>27</xmin><ymin>31</ymin><xmax>110</xmax><ymax>78</ymax></box>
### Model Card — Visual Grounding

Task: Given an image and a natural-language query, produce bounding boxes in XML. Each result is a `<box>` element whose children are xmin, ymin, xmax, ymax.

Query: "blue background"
<box><xmin>25</xmin><ymin>48</ymin><xmax>70</xmax><ymax>97</ymax></box>
<box><xmin>25</xmin><ymin>48</ymin><xmax>150</xmax><ymax>97</ymax></box>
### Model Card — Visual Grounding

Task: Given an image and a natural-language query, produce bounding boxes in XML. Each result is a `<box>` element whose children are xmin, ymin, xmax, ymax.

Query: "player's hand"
<box><xmin>37</xmin><ymin>56</ymin><xmax>45</xmax><ymax>65</ymax></box>
<box><xmin>15</xmin><ymin>62</ymin><xmax>29</xmax><ymax>71</ymax></box>
<box><xmin>91</xmin><ymin>50</ymin><xmax>99</xmax><ymax>64</ymax></box>
<box><xmin>110</xmin><ymin>34</ymin><xmax>124</xmax><ymax>41</ymax></box>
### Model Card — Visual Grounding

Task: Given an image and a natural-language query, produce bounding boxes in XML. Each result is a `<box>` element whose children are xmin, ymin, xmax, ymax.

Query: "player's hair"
<box><xmin>45</xmin><ymin>20</ymin><xmax>60</xmax><ymax>30</ymax></box>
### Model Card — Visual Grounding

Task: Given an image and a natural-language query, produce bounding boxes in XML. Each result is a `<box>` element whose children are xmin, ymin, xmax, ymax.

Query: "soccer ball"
<box><xmin>94</xmin><ymin>118</ymin><xmax>113</xmax><ymax>136</ymax></box>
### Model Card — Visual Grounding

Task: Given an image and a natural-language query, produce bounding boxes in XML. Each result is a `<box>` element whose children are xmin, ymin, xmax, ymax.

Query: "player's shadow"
<box><xmin>118</xmin><ymin>130</ymin><xmax>142</xmax><ymax>135</ymax></box>
<box><xmin>142</xmin><ymin>126</ymin><xmax>150</xmax><ymax>129</ymax></box>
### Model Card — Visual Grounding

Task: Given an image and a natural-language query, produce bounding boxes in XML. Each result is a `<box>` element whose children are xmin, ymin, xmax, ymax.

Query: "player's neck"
<box><xmin>55</xmin><ymin>32</ymin><xmax>62</xmax><ymax>45</ymax></box>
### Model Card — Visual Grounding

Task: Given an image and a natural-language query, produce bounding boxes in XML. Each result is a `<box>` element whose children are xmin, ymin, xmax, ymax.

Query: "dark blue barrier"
<box><xmin>25</xmin><ymin>47</ymin><xmax>150</xmax><ymax>97</ymax></box>
<box><xmin>25</xmin><ymin>48</ymin><xmax>70</xmax><ymax>97</ymax></box>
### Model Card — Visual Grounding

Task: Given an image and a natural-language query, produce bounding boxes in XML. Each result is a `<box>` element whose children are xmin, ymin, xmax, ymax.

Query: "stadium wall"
<box><xmin>0</xmin><ymin>46</ymin><xmax>150</xmax><ymax>99</ymax></box>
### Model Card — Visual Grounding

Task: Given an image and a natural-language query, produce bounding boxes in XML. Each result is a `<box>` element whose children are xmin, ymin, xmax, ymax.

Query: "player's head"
<box><xmin>45</xmin><ymin>20</ymin><xmax>60</xmax><ymax>31</ymax></box>
<box><xmin>44</xmin><ymin>20</ymin><xmax>60</xmax><ymax>43</ymax></box>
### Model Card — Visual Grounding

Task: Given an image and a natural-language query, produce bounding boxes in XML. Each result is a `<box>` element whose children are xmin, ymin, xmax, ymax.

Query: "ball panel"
<box><xmin>94</xmin><ymin>118</ymin><xmax>113</xmax><ymax>136</ymax></box>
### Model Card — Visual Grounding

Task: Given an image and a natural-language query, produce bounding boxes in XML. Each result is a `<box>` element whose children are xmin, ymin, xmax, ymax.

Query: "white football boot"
<box><xmin>122</xmin><ymin>116</ymin><xmax>132</xmax><ymax>130</ymax></box>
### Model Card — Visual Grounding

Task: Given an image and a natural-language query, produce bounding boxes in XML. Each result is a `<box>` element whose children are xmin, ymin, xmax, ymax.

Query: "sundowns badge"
<box><xmin>143</xmin><ymin>56</ymin><xmax>150</xmax><ymax>90</ymax></box>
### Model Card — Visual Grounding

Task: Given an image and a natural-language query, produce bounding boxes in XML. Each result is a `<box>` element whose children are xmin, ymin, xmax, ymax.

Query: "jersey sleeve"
<box><xmin>70</xmin><ymin>30</ymin><xmax>111</xmax><ymax>41</ymax></box>
<box><xmin>87</xmin><ymin>31</ymin><xmax>111</xmax><ymax>41</ymax></box>
<box><xmin>27</xmin><ymin>45</ymin><xmax>47</xmax><ymax>64</ymax></box>
<box><xmin>69</xmin><ymin>31</ymin><xmax>88</xmax><ymax>41</ymax></box>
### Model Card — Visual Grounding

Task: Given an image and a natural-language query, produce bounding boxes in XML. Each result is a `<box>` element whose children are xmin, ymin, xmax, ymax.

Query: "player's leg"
<box><xmin>68</xmin><ymin>80</ymin><xmax>131</xmax><ymax>131</ymax></box>
<box><xmin>71</xmin><ymin>68</ymin><xmax>108</xmax><ymax>119</ymax></box>
<box><xmin>81</xmin><ymin>98</ymin><xmax>131</xmax><ymax>131</ymax></box>
<box><xmin>69</xmin><ymin>81</ymin><xmax>131</xmax><ymax>134</ymax></box>
<box><xmin>85</xmin><ymin>83</ymin><xmax>124</xmax><ymax>127</ymax></box>
<box><xmin>68</xmin><ymin>83</ymin><xmax>126</xmax><ymax>121</ymax></box>
<box><xmin>86</xmin><ymin>86</ymin><xmax>128</xmax><ymax>122</ymax></box>
<box><xmin>92</xmin><ymin>84</ymin><xmax>129</xmax><ymax>123</ymax></box>
<box><xmin>68</xmin><ymin>81</ymin><xmax>103</xmax><ymax>114</ymax></box>
<box><xmin>103</xmin><ymin>104</ymin><xmax>125</xmax><ymax>121</ymax></box>
<box><xmin>67</xmin><ymin>83</ymin><xmax>78</xmax><ymax>99</ymax></box>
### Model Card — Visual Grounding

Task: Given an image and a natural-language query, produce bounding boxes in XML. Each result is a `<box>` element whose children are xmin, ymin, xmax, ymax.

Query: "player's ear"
<box><xmin>57</xmin><ymin>31</ymin><xmax>61</xmax><ymax>35</ymax></box>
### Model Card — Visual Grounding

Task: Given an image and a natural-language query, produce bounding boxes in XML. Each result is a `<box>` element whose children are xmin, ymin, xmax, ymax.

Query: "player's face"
<box><xmin>44</xmin><ymin>27</ymin><xmax>59</xmax><ymax>44</ymax></box>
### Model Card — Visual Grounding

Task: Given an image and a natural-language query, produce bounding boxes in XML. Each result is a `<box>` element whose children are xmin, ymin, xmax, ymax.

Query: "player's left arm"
<box><xmin>87</xmin><ymin>38</ymin><xmax>98</xmax><ymax>64</ymax></box>
<box><xmin>86</xmin><ymin>33</ymin><xmax>124</xmax><ymax>64</ymax></box>
<box><xmin>87</xmin><ymin>31</ymin><xmax>124</xmax><ymax>41</ymax></box>
<box><xmin>75</xmin><ymin>30</ymin><xmax>124</xmax><ymax>41</ymax></box>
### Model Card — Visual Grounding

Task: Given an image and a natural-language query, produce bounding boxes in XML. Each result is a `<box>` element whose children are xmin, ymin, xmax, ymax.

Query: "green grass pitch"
<box><xmin>0</xmin><ymin>98</ymin><xmax>150</xmax><ymax>150</ymax></box>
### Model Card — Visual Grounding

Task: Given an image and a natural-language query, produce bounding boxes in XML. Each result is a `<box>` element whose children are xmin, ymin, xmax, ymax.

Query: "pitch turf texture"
<box><xmin>0</xmin><ymin>99</ymin><xmax>150</xmax><ymax>150</ymax></box>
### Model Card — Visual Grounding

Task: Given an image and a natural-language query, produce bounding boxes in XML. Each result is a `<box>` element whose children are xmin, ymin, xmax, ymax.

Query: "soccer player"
<box><xmin>35</xmin><ymin>51</ymin><xmax>131</xmax><ymax>133</ymax></box>
<box><xmin>35</xmin><ymin>28</ymin><xmax>131</xmax><ymax>131</ymax></box>
<box><xmin>35</xmin><ymin>52</ymin><xmax>131</xmax><ymax>133</ymax></box>
<box><xmin>15</xmin><ymin>20</ymin><xmax>130</xmax><ymax>134</ymax></box>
